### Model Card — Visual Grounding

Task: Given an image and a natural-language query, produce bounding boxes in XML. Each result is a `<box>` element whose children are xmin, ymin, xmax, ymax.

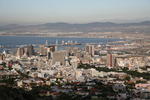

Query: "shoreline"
<box><xmin>0</xmin><ymin>34</ymin><xmax>123</xmax><ymax>40</ymax></box>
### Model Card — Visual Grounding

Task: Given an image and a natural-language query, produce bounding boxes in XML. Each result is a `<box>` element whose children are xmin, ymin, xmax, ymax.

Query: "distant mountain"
<box><xmin>0</xmin><ymin>21</ymin><xmax>150</xmax><ymax>35</ymax></box>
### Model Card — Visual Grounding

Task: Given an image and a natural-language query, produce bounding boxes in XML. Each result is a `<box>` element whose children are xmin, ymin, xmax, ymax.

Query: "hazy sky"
<box><xmin>0</xmin><ymin>0</ymin><xmax>150</xmax><ymax>25</ymax></box>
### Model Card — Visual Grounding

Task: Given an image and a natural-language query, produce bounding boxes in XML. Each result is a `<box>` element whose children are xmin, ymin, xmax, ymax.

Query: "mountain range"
<box><xmin>0</xmin><ymin>21</ymin><xmax>150</xmax><ymax>36</ymax></box>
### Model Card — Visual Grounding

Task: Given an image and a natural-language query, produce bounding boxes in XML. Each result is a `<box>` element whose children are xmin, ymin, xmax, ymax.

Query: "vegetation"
<box><xmin>0</xmin><ymin>77</ymin><xmax>16</xmax><ymax>85</ymax></box>
<box><xmin>0</xmin><ymin>86</ymin><xmax>100</xmax><ymax>100</ymax></box>
<box><xmin>0</xmin><ymin>86</ymin><xmax>35</xmax><ymax>100</ymax></box>
<box><xmin>78</xmin><ymin>64</ymin><xmax>150</xmax><ymax>80</ymax></box>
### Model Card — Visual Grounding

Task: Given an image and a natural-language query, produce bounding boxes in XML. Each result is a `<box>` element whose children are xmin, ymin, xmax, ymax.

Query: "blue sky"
<box><xmin>0</xmin><ymin>0</ymin><xmax>150</xmax><ymax>25</ymax></box>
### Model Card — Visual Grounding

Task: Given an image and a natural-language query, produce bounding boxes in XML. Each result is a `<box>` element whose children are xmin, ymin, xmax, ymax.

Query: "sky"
<box><xmin>0</xmin><ymin>0</ymin><xmax>150</xmax><ymax>25</ymax></box>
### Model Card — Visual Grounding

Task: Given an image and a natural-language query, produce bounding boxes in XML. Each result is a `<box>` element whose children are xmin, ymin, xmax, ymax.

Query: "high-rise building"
<box><xmin>16</xmin><ymin>45</ymin><xmax>34</xmax><ymax>58</ymax></box>
<box><xmin>23</xmin><ymin>48</ymin><xmax>28</xmax><ymax>57</ymax></box>
<box><xmin>47</xmin><ymin>45</ymin><xmax>57</xmax><ymax>59</ymax></box>
<box><xmin>0</xmin><ymin>53</ymin><xmax>5</xmax><ymax>61</ymax></box>
<box><xmin>39</xmin><ymin>44</ymin><xmax>57</xmax><ymax>57</ymax></box>
<box><xmin>47</xmin><ymin>52</ymin><xmax>52</xmax><ymax>59</ymax></box>
<box><xmin>107</xmin><ymin>53</ymin><xmax>117</xmax><ymax>67</ymax></box>
<box><xmin>52</xmin><ymin>50</ymin><xmax>67</xmax><ymax>65</ymax></box>
<box><xmin>16</xmin><ymin>47</ymin><xmax>24</xmax><ymax>58</ymax></box>
<box><xmin>85</xmin><ymin>44</ymin><xmax>95</xmax><ymax>57</ymax></box>
<box><xmin>26</xmin><ymin>45</ymin><xmax>34</xmax><ymax>57</ymax></box>
<box><xmin>23</xmin><ymin>45</ymin><xmax>34</xmax><ymax>57</ymax></box>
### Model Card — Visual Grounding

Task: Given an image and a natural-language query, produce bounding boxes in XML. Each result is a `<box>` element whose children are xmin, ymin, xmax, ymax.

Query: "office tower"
<box><xmin>52</xmin><ymin>50</ymin><xmax>67</xmax><ymax>65</ymax></box>
<box><xmin>0</xmin><ymin>53</ymin><xmax>5</xmax><ymax>61</ymax></box>
<box><xmin>16</xmin><ymin>45</ymin><xmax>34</xmax><ymax>58</ymax></box>
<box><xmin>85</xmin><ymin>44</ymin><xmax>95</xmax><ymax>57</ymax></box>
<box><xmin>47</xmin><ymin>45</ymin><xmax>57</xmax><ymax>59</ymax></box>
<box><xmin>47</xmin><ymin>47</ymin><xmax>52</xmax><ymax>59</ymax></box>
<box><xmin>23</xmin><ymin>47</ymin><xmax>28</xmax><ymax>57</ymax></box>
<box><xmin>16</xmin><ymin>47</ymin><xmax>24</xmax><ymax>58</ymax></box>
<box><xmin>24</xmin><ymin>45</ymin><xmax>34</xmax><ymax>57</ymax></box>
<box><xmin>47</xmin><ymin>51</ymin><xmax>52</xmax><ymax>59</ymax></box>
<box><xmin>107</xmin><ymin>53</ymin><xmax>116</xmax><ymax>67</ymax></box>
<box><xmin>29</xmin><ymin>45</ymin><xmax>34</xmax><ymax>56</ymax></box>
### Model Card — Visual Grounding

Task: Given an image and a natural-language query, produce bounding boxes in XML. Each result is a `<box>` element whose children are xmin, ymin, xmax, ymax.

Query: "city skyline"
<box><xmin>0</xmin><ymin>0</ymin><xmax>150</xmax><ymax>25</ymax></box>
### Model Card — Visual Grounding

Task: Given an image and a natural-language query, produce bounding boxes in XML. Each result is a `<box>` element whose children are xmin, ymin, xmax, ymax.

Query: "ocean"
<box><xmin>0</xmin><ymin>36</ymin><xmax>123</xmax><ymax>52</ymax></box>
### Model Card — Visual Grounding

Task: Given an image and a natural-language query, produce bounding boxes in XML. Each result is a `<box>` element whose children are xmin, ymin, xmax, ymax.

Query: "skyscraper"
<box><xmin>107</xmin><ymin>53</ymin><xmax>117</xmax><ymax>67</ymax></box>
<box><xmin>0</xmin><ymin>53</ymin><xmax>5</xmax><ymax>61</ymax></box>
<box><xmin>16</xmin><ymin>47</ymin><xmax>24</xmax><ymax>58</ymax></box>
<box><xmin>52</xmin><ymin>50</ymin><xmax>68</xmax><ymax>65</ymax></box>
<box><xmin>26</xmin><ymin>45</ymin><xmax>34</xmax><ymax>57</ymax></box>
<box><xmin>85</xmin><ymin>44</ymin><xmax>95</xmax><ymax>57</ymax></box>
<box><xmin>16</xmin><ymin>45</ymin><xmax>34</xmax><ymax>58</ymax></box>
